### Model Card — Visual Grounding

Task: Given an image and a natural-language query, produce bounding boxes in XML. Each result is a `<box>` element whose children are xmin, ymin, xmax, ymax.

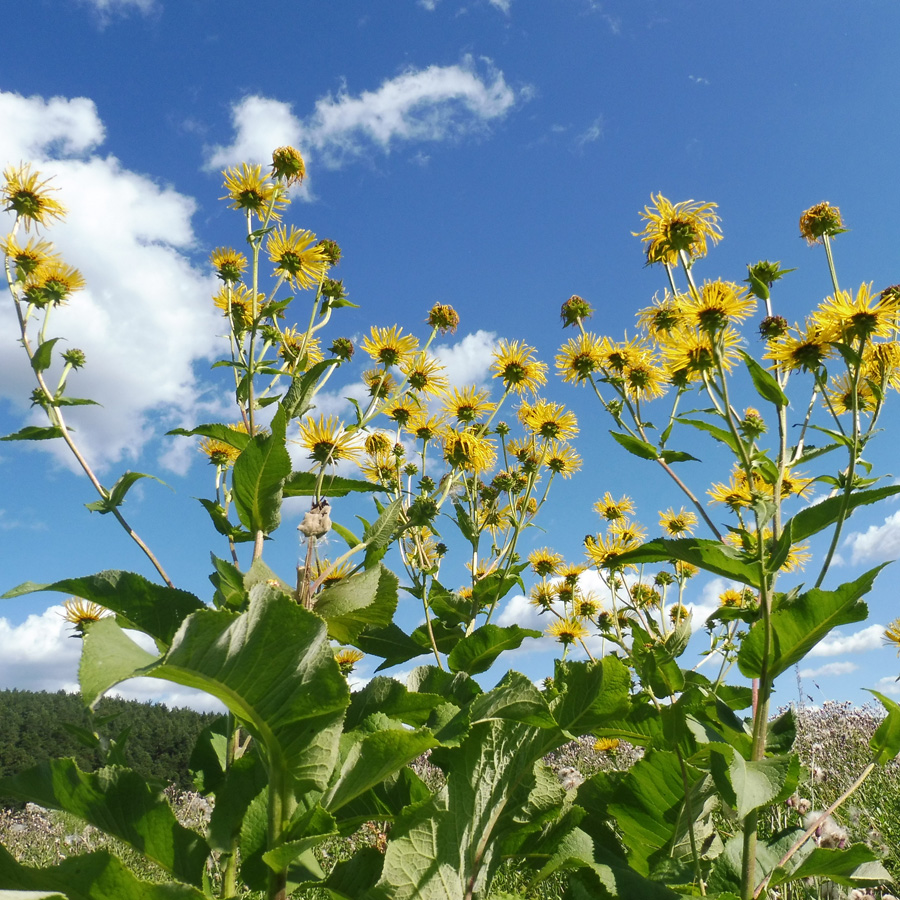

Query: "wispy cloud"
<box><xmin>844</xmin><ymin>510</ymin><xmax>900</xmax><ymax>564</ymax></box>
<box><xmin>206</xmin><ymin>56</ymin><xmax>520</xmax><ymax>172</ymax></box>
<box><xmin>798</xmin><ymin>661</ymin><xmax>859</xmax><ymax>678</ymax></box>
<box><xmin>807</xmin><ymin>623</ymin><xmax>886</xmax><ymax>657</ymax></box>
<box><xmin>575</xmin><ymin>115</ymin><xmax>604</xmax><ymax>149</ymax></box>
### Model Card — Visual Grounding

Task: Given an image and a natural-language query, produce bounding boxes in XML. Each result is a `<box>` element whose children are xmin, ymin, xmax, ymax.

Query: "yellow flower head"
<box><xmin>637</xmin><ymin>292</ymin><xmax>686</xmax><ymax>339</ymax></box>
<box><xmin>864</xmin><ymin>340</ymin><xmax>900</xmax><ymax>393</ymax></box>
<box><xmin>210</xmin><ymin>246</ymin><xmax>247</xmax><ymax>283</ymax></box>
<box><xmin>519</xmin><ymin>399</ymin><xmax>579</xmax><ymax>441</ymax></box>
<box><xmin>556</xmin><ymin>332</ymin><xmax>606</xmax><ymax>385</ymax></box>
<box><xmin>707</xmin><ymin>468</ymin><xmax>756</xmax><ymax>511</ymax></box>
<box><xmin>384</xmin><ymin>394</ymin><xmax>421</xmax><ymax>428</ymax></box>
<box><xmin>634</xmin><ymin>193</ymin><xmax>722</xmax><ymax>266</ymax></box>
<box><xmin>765</xmin><ymin>322</ymin><xmax>834</xmax><ymax>372</ymax></box>
<box><xmin>334</xmin><ymin>647</ymin><xmax>364</xmax><ymax>675</ymax></box>
<box><xmin>719</xmin><ymin>588</ymin><xmax>745</xmax><ymax>607</ymax></box>
<box><xmin>812</xmin><ymin>283</ymin><xmax>900</xmax><ymax>343</ymax></box>
<box><xmin>585</xmin><ymin>532</ymin><xmax>630</xmax><ymax>570</ymax></box>
<box><xmin>669</xmin><ymin>603</ymin><xmax>690</xmax><ymax>625</ymax></box>
<box><xmin>541</xmin><ymin>441</ymin><xmax>582</xmax><ymax>478</ymax></box>
<box><xmin>530</xmin><ymin>582</ymin><xmax>556</xmax><ymax>611</ymax></box>
<box><xmin>2</xmin><ymin>164</ymin><xmax>66</xmax><ymax>231</ymax></box>
<box><xmin>492</xmin><ymin>340</ymin><xmax>547</xmax><ymax>394</ymax></box>
<box><xmin>298</xmin><ymin>415</ymin><xmax>364</xmax><ymax>465</ymax></box>
<box><xmin>443</xmin><ymin>385</ymin><xmax>494</xmax><ymax>423</ymax></box>
<box><xmin>22</xmin><ymin>261</ymin><xmax>86</xmax><ymax>307</ymax></box>
<box><xmin>443</xmin><ymin>427</ymin><xmax>497</xmax><ymax>473</ymax></box>
<box><xmin>799</xmin><ymin>202</ymin><xmax>845</xmax><ymax>245</ymax></box>
<box><xmin>362</xmin><ymin>326</ymin><xmax>419</xmax><ymax>368</ymax></box>
<box><xmin>271</xmin><ymin>146</ymin><xmax>306</xmax><ymax>186</ymax></box>
<box><xmin>884</xmin><ymin>618</ymin><xmax>900</xmax><ymax>655</ymax></box>
<box><xmin>221</xmin><ymin>163</ymin><xmax>288</xmax><ymax>219</ymax></box>
<box><xmin>659</xmin><ymin>507</ymin><xmax>697</xmax><ymax>537</ymax></box>
<box><xmin>594</xmin><ymin>737</ymin><xmax>620</xmax><ymax>753</ymax></box>
<box><xmin>547</xmin><ymin>617</ymin><xmax>590</xmax><ymax>646</ymax></box>
<box><xmin>407</xmin><ymin>411</ymin><xmax>446</xmax><ymax>443</ymax></box>
<box><xmin>599</xmin><ymin>336</ymin><xmax>645</xmax><ymax>374</ymax></box>
<box><xmin>682</xmin><ymin>280</ymin><xmax>756</xmax><ymax>332</ymax></box>
<box><xmin>60</xmin><ymin>597</ymin><xmax>108</xmax><ymax>635</ymax></box>
<box><xmin>0</xmin><ymin>235</ymin><xmax>58</xmax><ymax>278</ymax></box>
<box><xmin>659</xmin><ymin>325</ymin><xmax>742</xmax><ymax>384</ymax></box>
<box><xmin>199</xmin><ymin>436</ymin><xmax>241</xmax><ymax>468</ymax></box>
<box><xmin>267</xmin><ymin>226</ymin><xmax>329</xmax><ymax>289</ymax></box>
<box><xmin>623</xmin><ymin>357</ymin><xmax>668</xmax><ymax>401</ymax></box>
<box><xmin>362</xmin><ymin>368</ymin><xmax>397</xmax><ymax>399</ymax></box>
<box><xmin>426</xmin><ymin>303</ymin><xmax>460</xmax><ymax>334</ymax></box>
<box><xmin>594</xmin><ymin>492</ymin><xmax>634</xmax><ymax>521</ymax></box>
<box><xmin>529</xmin><ymin>547</ymin><xmax>563</xmax><ymax>577</ymax></box>
<box><xmin>279</xmin><ymin>328</ymin><xmax>323</xmax><ymax>368</ymax></box>
<box><xmin>401</xmin><ymin>352</ymin><xmax>449</xmax><ymax>397</ymax></box>
<box><xmin>212</xmin><ymin>284</ymin><xmax>260</xmax><ymax>333</ymax></box>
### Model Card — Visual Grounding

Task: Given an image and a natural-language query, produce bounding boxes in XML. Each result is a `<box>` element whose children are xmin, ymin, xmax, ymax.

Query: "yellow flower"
<box><xmin>334</xmin><ymin>647</ymin><xmax>364</xmax><ymax>675</ymax></box>
<box><xmin>443</xmin><ymin>386</ymin><xmax>494</xmax><ymax>423</ymax></box>
<box><xmin>634</xmin><ymin>193</ymin><xmax>722</xmax><ymax>266</ymax></box>
<box><xmin>556</xmin><ymin>332</ymin><xmax>606</xmax><ymax>385</ymax></box>
<box><xmin>594</xmin><ymin>492</ymin><xmax>634</xmax><ymax>521</ymax></box>
<box><xmin>719</xmin><ymin>588</ymin><xmax>745</xmax><ymax>607</ymax></box>
<box><xmin>212</xmin><ymin>284</ymin><xmax>260</xmax><ymax>333</ymax></box>
<box><xmin>669</xmin><ymin>603</ymin><xmax>690</xmax><ymax>624</ymax></box>
<box><xmin>492</xmin><ymin>340</ymin><xmax>547</xmax><ymax>394</ymax></box>
<box><xmin>199</xmin><ymin>437</ymin><xmax>241</xmax><ymax>467</ymax></box>
<box><xmin>279</xmin><ymin>328</ymin><xmax>323</xmax><ymax>368</ymax></box>
<box><xmin>682</xmin><ymin>280</ymin><xmax>756</xmax><ymax>332</ymax></box>
<box><xmin>864</xmin><ymin>340</ymin><xmax>900</xmax><ymax>392</ymax></box>
<box><xmin>541</xmin><ymin>441</ymin><xmax>582</xmax><ymax>478</ymax></box>
<box><xmin>267</xmin><ymin>226</ymin><xmax>329</xmax><ymax>289</ymax></box>
<box><xmin>707</xmin><ymin>469</ymin><xmax>755</xmax><ymax>510</ymax></box>
<box><xmin>585</xmin><ymin>532</ymin><xmax>630</xmax><ymax>569</ymax></box>
<box><xmin>406</xmin><ymin>412</ymin><xmax>446</xmax><ymax>442</ymax></box>
<box><xmin>659</xmin><ymin>507</ymin><xmax>697</xmax><ymax>537</ymax></box>
<box><xmin>609</xmin><ymin>517</ymin><xmax>646</xmax><ymax>547</ymax></box>
<box><xmin>530</xmin><ymin>583</ymin><xmax>556</xmax><ymax>611</ymax></box>
<box><xmin>575</xmin><ymin>594</ymin><xmax>601</xmax><ymax>618</ymax></box>
<box><xmin>0</xmin><ymin>235</ymin><xmax>58</xmax><ymax>278</ymax></box>
<box><xmin>401</xmin><ymin>352</ymin><xmax>449</xmax><ymax>397</ymax></box>
<box><xmin>658</xmin><ymin>325</ymin><xmax>742</xmax><ymax>383</ymax></box>
<box><xmin>443</xmin><ymin>427</ymin><xmax>497</xmax><ymax>473</ymax></box>
<box><xmin>22</xmin><ymin>261</ymin><xmax>86</xmax><ymax>306</ymax></box>
<box><xmin>60</xmin><ymin>597</ymin><xmax>108</xmax><ymax>635</ymax></box>
<box><xmin>623</xmin><ymin>357</ymin><xmax>668</xmax><ymax>401</ymax></box>
<box><xmin>221</xmin><ymin>163</ymin><xmax>287</xmax><ymax>219</ymax></box>
<box><xmin>210</xmin><ymin>246</ymin><xmax>247</xmax><ymax>283</ymax></box>
<box><xmin>812</xmin><ymin>283</ymin><xmax>900</xmax><ymax>343</ymax></box>
<box><xmin>362</xmin><ymin>368</ymin><xmax>397</xmax><ymax>399</ymax></box>
<box><xmin>599</xmin><ymin>336</ymin><xmax>645</xmax><ymax>373</ymax></box>
<box><xmin>765</xmin><ymin>322</ymin><xmax>835</xmax><ymax>372</ymax></box>
<box><xmin>362</xmin><ymin>326</ymin><xmax>419</xmax><ymax>368</ymax></box>
<box><xmin>2</xmin><ymin>164</ymin><xmax>66</xmax><ymax>231</ymax></box>
<box><xmin>594</xmin><ymin>737</ymin><xmax>620</xmax><ymax>752</ymax></box>
<box><xmin>298</xmin><ymin>415</ymin><xmax>364</xmax><ymax>465</ymax></box>
<box><xmin>631</xmin><ymin>583</ymin><xmax>661</xmax><ymax>609</ymax></box>
<box><xmin>547</xmin><ymin>617</ymin><xmax>590</xmax><ymax>646</ymax></box>
<box><xmin>519</xmin><ymin>399</ymin><xmax>579</xmax><ymax>441</ymax></box>
<box><xmin>384</xmin><ymin>394</ymin><xmax>421</xmax><ymax>428</ymax></box>
<box><xmin>529</xmin><ymin>547</ymin><xmax>564</xmax><ymax>577</ymax></box>
<box><xmin>271</xmin><ymin>146</ymin><xmax>306</xmax><ymax>186</ymax></box>
<box><xmin>884</xmin><ymin>618</ymin><xmax>900</xmax><ymax>655</ymax></box>
<box><xmin>637</xmin><ymin>292</ymin><xmax>686</xmax><ymax>339</ymax></box>
<box><xmin>799</xmin><ymin>201</ymin><xmax>845</xmax><ymax>245</ymax></box>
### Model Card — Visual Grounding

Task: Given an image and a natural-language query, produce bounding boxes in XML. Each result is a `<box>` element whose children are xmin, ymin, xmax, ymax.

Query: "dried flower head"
<box><xmin>799</xmin><ymin>202</ymin><xmax>846</xmax><ymax>245</ymax></box>
<box><xmin>271</xmin><ymin>146</ymin><xmax>306</xmax><ymax>186</ymax></box>
<box><xmin>560</xmin><ymin>294</ymin><xmax>594</xmax><ymax>327</ymax></box>
<box><xmin>427</xmin><ymin>303</ymin><xmax>460</xmax><ymax>334</ymax></box>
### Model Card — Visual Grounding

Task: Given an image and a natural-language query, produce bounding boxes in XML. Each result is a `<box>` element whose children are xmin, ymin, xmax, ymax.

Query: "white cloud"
<box><xmin>0</xmin><ymin>90</ymin><xmax>221</xmax><ymax>471</ymax></box>
<box><xmin>798</xmin><ymin>661</ymin><xmax>859</xmax><ymax>678</ymax></box>
<box><xmin>576</xmin><ymin>116</ymin><xmax>604</xmax><ymax>148</ymax></box>
<box><xmin>206</xmin><ymin>57</ymin><xmax>519</xmax><ymax>171</ymax></box>
<box><xmin>873</xmin><ymin>675</ymin><xmax>900</xmax><ymax>697</ymax></box>
<box><xmin>81</xmin><ymin>0</ymin><xmax>157</xmax><ymax>14</ymax></box>
<box><xmin>844</xmin><ymin>510</ymin><xmax>900</xmax><ymax>564</ymax></box>
<box><xmin>807</xmin><ymin>623</ymin><xmax>885</xmax><ymax>657</ymax></box>
<box><xmin>433</xmin><ymin>329</ymin><xmax>497</xmax><ymax>387</ymax></box>
<box><xmin>489</xmin><ymin>0</ymin><xmax>512</xmax><ymax>11</ymax></box>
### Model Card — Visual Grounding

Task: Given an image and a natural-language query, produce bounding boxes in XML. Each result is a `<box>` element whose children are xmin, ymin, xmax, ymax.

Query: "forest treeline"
<box><xmin>0</xmin><ymin>689</ymin><xmax>217</xmax><ymax>801</ymax></box>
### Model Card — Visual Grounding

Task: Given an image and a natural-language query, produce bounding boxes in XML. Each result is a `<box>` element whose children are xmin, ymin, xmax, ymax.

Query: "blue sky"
<box><xmin>3</xmin><ymin>0</ymin><xmax>900</xmax><ymax>711</ymax></box>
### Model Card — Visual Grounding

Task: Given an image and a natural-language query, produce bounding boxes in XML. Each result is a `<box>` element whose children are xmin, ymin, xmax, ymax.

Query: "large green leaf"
<box><xmin>551</xmin><ymin>658</ymin><xmax>632</xmax><ymax>737</ymax></box>
<box><xmin>231</xmin><ymin>413</ymin><xmax>291</xmax><ymax>535</ymax></box>
<box><xmin>787</xmin><ymin>485</ymin><xmax>900</xmax><ymax>542</ymax></box>
<box><xmin>446</xmin><ymin>624</ymin><xmax>541</xmax><ymax>676</ymax></box>
<box><xmin>79</xmin><ymin>617</ymin><xmax>159</xmax><ymax>707</ymax></box>
<box><xmin>354</xmin><ymin>623</ymin><xmax>431</xmax><ymax>670</ymax></box>
<box><xmin>313</xmin><ymin>564</ymin><xmax>399</xmax><ymax>644</ymax></box>
<box><xmin>738</xmin><ymin>565</ymin><xmax>885</xmax><ymax>679</ymax></box>
<box><xmin>771</xmin><ymin>844</ymin><xmax>890</xmax><ymax>887</ymax></box>
<box><xmin>469</xmin><ymin>671</ymin><xmax>557</xmax><ymax>729</ymax></box>
<box><xmin>166</xmin><ymin>423</ymin><xmax>252</xmax><ymax>450</ymax></box>
<box><xmin>0</xmin><ymin>760</ymin><xmax>209</xmax><ymax>886</ymax></box>
<box><xmin>0</xmin><ymin>844</ymin><xmax>205</xmax><ymax>900</ymax></box>
<box><xmin>709</xmin><ymin>745</ymin><xmax>799</xmax><ymax>819</ymax></box>
<box><xmin>283</xmin><ymin>470</ymin><xmax>379</xmax><ymax>498</ymax></box>
<box><xmin>564</xmin><ymin>860</ymin><xmax>686</xmax><ymax>899</ymax></box>
<box><xmin>612</xmin><ymin>538</ymin><xmax>761</xmax><ymax>588</ymax></box>
<box><xmin>144</xmin><ymin>589</ymin><xmax>349</xmax><ymax>792</ymax></box>
<box><xmin>867</xmin><ymin>689</ymin><xmax>900</xmax><ymax>765</ymax></box>
<box><xmin>2</xmin><ymin>571</ymin><xmax>206</xmax><ymax>647</ymax></box>
<box><xmin>610</xmin><ymin>431</ymin><xmax>659</xmax><ymax>460</ymax></box>
<box><xmin>345</xmin><ymin>676</ymin><xmax>447</xmax><ymax>730</ymax></box>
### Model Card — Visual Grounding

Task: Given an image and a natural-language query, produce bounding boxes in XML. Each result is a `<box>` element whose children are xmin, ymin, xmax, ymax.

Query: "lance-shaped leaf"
<box><xmin>85</xmin><ymin>471</ymin><xmax>168</xmax><ymax>514</ymax></box>
<box><xmin>0</xmin><ymin>844</ymin><xmax>206</xmax><ymax>900</ymax></box>
<box><xmin>280</xmin><ymin>359</ymin><xmax>338</xmax><ymax>419</ymax></box>
<box><xmin>167</xmin><ymin>423</ymin><xmax>253</xmax><ymax>451</ymax></box>
<box><xmin>0</xmin><ymin>425</ymin><xmax>64</xmax><ymax>441</ymax></box>
<box><xmin>787</xmin><ymin>484</ymin><xmax>900</xmax><ymax>542</ymax></box>
<box><xmin>741</xmin><ymin>350</ymin><xmax>788</xmax><ymax>407</ymax></box>
<box><xmin>612</xmin><ymin>538</ymin><xmax>761</xmax><ymax>588</ymax></box>
<box><xmin>771</xmin><ymin>844</ymin><xmax>890</xmax><ymax>887</ymax></box>
<box><xmin>354</xmin><ymin>623</ymin><xmax>431</xmax><ymax>670</ymax></box>
<box><xmin>79</xmin><ymin>617</ymin><xmax>160</xmax><ymax>707</ymax></box>
<box><xmin>283</xmin><ymin>470</ymin><xmax>379</xmax><ymax>497</ymax></box>
<box><xmin>0</xmin><ymin>760</ymin><xmax>210</xmax><ymax>886</ymax></box>
<box><xmin>610</xmin><ymin>430</ymin><xmax>659</xmax><ymax>460</ymax></box>
<box><xmin>3</xmin><ymin>571</ymin><xmax>205</xmax><ymax>647</ymax></box>
<box><xmin>313</xmin><ymin>564</ymin><xmax>399</xmax><ymax>644</ymax></box>
<box><xmin>446</xmin><ymin>624</ymin><xmax>541</xmax><ymax>676</ymax></box>
<box><xmin>709</xmin><ymin>744</ymin><xmax>799</xmax><ymax>819</ymax></box>
<box><xmin>144</xmin><ymin>589</ymin><xmax>349</xmax><ymax>793</ymax></box>
<box><xmin>867</xmin><ymin>689</ymin><xmax>900</xmax><ymax>765</ymax></box>
<box><xmin>738</xmin><ymin>565</ymin><xmax>885</xmax><ymax>679</ymax></box>
<box><xmin>231</xmin><ymin>413</ymin><xmax>291</xmax><ymax>535</ymax></box>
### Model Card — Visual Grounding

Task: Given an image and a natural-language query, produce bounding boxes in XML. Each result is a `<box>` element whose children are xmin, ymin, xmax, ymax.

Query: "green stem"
<box><xmin>823</xmin><ymin>234</ymin><xmax>840</xmax><ymax>295</ymax></box>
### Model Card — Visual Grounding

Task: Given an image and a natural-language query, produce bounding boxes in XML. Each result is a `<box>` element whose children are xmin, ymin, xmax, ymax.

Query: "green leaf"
<box><xmin>283</xmin><ymin>470</ymin><xmax>379</xmax><ymax>498</ymax></box>
<box><xmin>676</xmin><ymin>417</ymin><xmax>740</xmax><ymax>453</ymax></box>
<box><xmin>331</xmin><ymin>519</ymin><xmax>361</xmax><ymax>548</ymax></box>
<box><xmin>866</xmin><ymin>689</ymin><xmax>900</xmax><ymax>765</ymax></box>
<box><xmin>0</xmin><ymin>759</ymin><xmax>210</xmax><ymax>886</ymax></box>
<box><xmin>51</xmin><ymin>396</ymin><xmax>99</xmax><ymax>407</ymax></box>
<box><xmin>167</xmin><ymin>423</ymin><xmax>252</xmax><ymax>451</ymax></box>
<box><xmin>85</xmin><ymin>471</ymin><xmax>167</xmax><ymax>514</ymax></box>
<box><xmin>709</xmin><ymin>745</ymin><xmax>799</xmax><ymax>819</ymax></box>
<box><xmin>0</xmin><ymin>425</ymin><xmax>64</xmax><ymax>441</ymax></box>
<box><xmin>280</xmin><ymin>359</ymin><xmax>338</xmax><ymax>420</ymax></box>
<box><xmin>610</xmin><ymin>431</ymin><xmax>659</xmax><ymax>460</ymax></box>
<box><xmin>551</xmin><ymin>657</ymin><xmax>632</xmax><ymax>736</ymax></box>
<box><xmin>206</xmin><ymin>752</ymin><xmax>267</xmax><ymax>852</ymax></box>
<box><xmin>209</xmin><ymin>554</ymin><xmax>246</xmax><ymax>609</ymax></box>
<box><xmin>773</xmin><ymin>844</ymin><xmax>889</xmax><ymax>887</ymax></box>
<box><xmin>469</xmin><ymin>670</ymin><xmax>557</xmax><ymax>728</ymax></box>
<box><xmin>470</xmin><ymin>564</ymin><xmax>527</xmax><ymax>611</ymax></box>
<box><xmin>447</xmin><ymin>624</ymin><xmax>541</xmax><ymax>675</ymax></box>
<box><xmin>787</xmin><ymin>484</ymin><xmax>900</xmax><ymax>543</ymax></box>
<box><xmin>0</xmin><ymin>844</ymin><xmax>206</xmax><ymax>900</ymax></box>
<box><xmin>363</xmin><ymin>498</ymin><xmax>403</xmax><ymax>553</ymax></box>
<box><xmin>2</xmin><ymin>571</ymin><xmax>206</xmax><ymax>646</ymax></box>
<box><xmin>564</xmin><ymin>860</ymin><xmax>685</xmax><ymax>900</ymax></box>
<box><xmin>197</xmin><ymin>498</ymin><xmax>254</xmax><ymax>543</ymax></box>
<box><xmin>741</xmin><ymin>350</ymin><xmax>788</xmax><ymax>407</ymax></box>
<box><xmin>659</xmin><ymin>449</ymin><xmax>700</xmax><ymax>464</ymax></box>
<box><xmin>612</xmin><ymin>538</ymin><xmax>761</xmax><ymax>588</ymax></box>
<box><xmin>31</xmin><ymin>337</ymin><xmax>61</xmax><ymax>374</ymax></box>
<box><xmin>313</xmin><ymin>564</ymin><xmax>399</xmax><ymax>644</ymax></box>
<box><xmin>345</xmin><ymin>676</ymin><xmax>447</xmax><ymax>730</ymax></box>
<box><xmin>79</xmin><ymin>617</ymin><xmax>159</xmax><ymax>707</ymax></box>
<box><xmin>354</xmin><ymin>623</ymin><xmax>431</xmax><ymax>670</ymax></box>
<box><xmin>738</xmin><ymin>565</ymin><xmax>885</xmax><ymax>679</ymax></box>
<box><xmin>453</xmin><ymin>500</ymin><xmax>479</xmax><ymax>548</ymax></box>
<box><xmin>231</xmin><ymin>415</ymin><xmax>291</xmax><ymax>534</ymax></box>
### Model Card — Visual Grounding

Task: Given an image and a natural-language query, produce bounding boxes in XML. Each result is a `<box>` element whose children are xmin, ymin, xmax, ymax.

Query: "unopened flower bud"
<box><xmin>329</xmin><ymin>337</ymin><xmax>354</xmax><ymax>360</ymax></box>
<box><xmin>560</xmin><ymin>294</ymin><xmax>594</xmax><ymax>327</ymax></box>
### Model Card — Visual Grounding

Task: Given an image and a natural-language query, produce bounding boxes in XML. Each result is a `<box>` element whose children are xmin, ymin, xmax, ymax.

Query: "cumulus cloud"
<box><xmin>807</xmin><ymin>623</ymin><xmax>885</xmax><ymax>657</ymax></box>
<box><xmin>873</xmin><ymin>675</ymin><xmax>900</xmax><ymax>697</ymax></box>
<box><xmin>798</xmin><ymin>661</ymin><xmax>859</xmax><ymax>678</ymax></box>
<box><xmin>0</xmin><ymin>90</ymin><xmax>221</xmax><ymax>472</ymax></box>
<box><xmin>844</xmin><ymin>510</ymin><xmax>900</xmax><ymax>564</ymax></box>
<box><xmin>433</xmin><ymin>329</ymin><xmax>497</xmax><ymax>386</ymax></box>
<box><xmin>206</xmin><ymin>57</ymin><xmax>519</xmax><ymax>171</ymax></box>
<box><xmin>0</xmin><ymin>606</ymin><xmax>221</xmax><ymax>710</ymax></box>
